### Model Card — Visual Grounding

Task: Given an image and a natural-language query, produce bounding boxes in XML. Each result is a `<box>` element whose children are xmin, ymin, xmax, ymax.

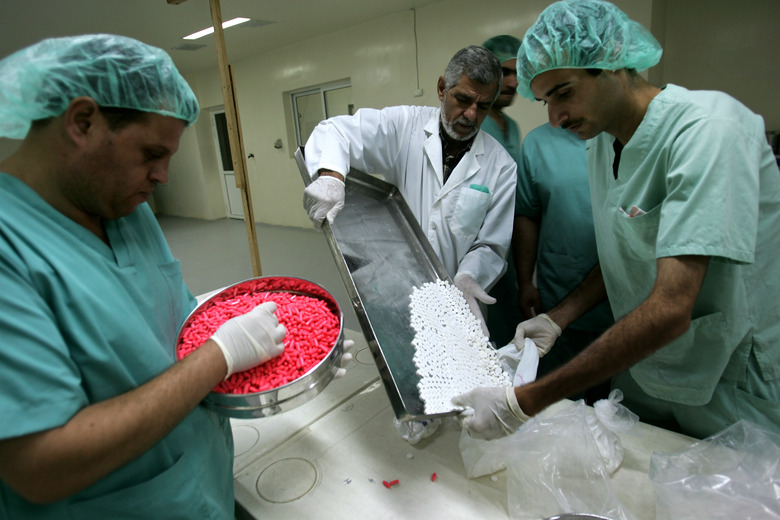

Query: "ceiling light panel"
<box><xmin>183</xmin><ymin>17</ymin><xmax>251</xmax><ymax>40</ymax></box>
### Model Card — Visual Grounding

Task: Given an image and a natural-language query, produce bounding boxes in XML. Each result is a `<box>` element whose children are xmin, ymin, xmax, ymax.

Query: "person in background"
<box><xmin>480</xmin><ymin>35</ymin><xmax>523</xmax><ymax>164</ymax></box>
<box><xmin>0</xmin><ymin>34</ymin><xmax>293</xmax><ymax>518</ymax></box>
<box><xmin>453</xmin><ymin>0</ymin><xmax>780</xmax><ymax>440</ymax></box>
<box><xmin>513</xmin><ymin>122</ymin><xmax>614</xmax><ymax>403</ymax></box>
<box><xmin>302</xmin><ymin>46</ymin><xmax>517</xmax><ymax>337</ymax></box>
<box><xmin>480</xmin><ymin>34</ymin><xmax>524</xmax><ymax>348</ymax></box>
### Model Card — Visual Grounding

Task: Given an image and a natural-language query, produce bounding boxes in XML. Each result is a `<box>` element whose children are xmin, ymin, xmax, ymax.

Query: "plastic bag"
<box><xmin>393</xmin><ymin>417</ymin><xmax>441</xmax><ymax>445</ymax></box>
<box><xmin>504</xmin><ymin>400</ymin><xmax>636</xmax><ymax>520</ymax></box>
<box><xmin>650</xmin><ymin>420</ymin><xmax>780</xmax><ymax>520</ymax></box>
<box><xmin>589</xmin><ymin>389</ymin><xmax>639</xmax><ymax>474</ymax></box>
<box><xmin>458</xmin><ymin>338</ymin><xmax>540</xmax><ymax>478</ymax></box>
<box><xmin>594</xmin><ymin>389</ymin><xmax>639</xmax><ymax>434</ymax></box>
<box><xmin>458</xmin><ymin>388</ymin><xmax>635</xmax><ymax>479</ymax></box>
<box><xmin>497</xmin><ymin>338</ymin><xmax>539</xmax><ymax>386</ymax></box>
<box><xmin>458</xmin><ymin>426</ymin><xmax>515</xmax><ymax>478</ymax></box>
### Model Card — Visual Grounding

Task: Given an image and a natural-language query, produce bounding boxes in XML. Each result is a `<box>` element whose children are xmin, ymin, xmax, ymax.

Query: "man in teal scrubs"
<box><xmin>481</xmin><ymin>35</ymin><xmax>523</xmax><ymax>347</ymax></box>
<box><xmin>514</xmin><ymin>122</ymin><xmax>613</xmax><ymax>403</ymax></box>
<box><xmin>453</xmin><ymin>0</ymin><xmax>780</xmax><ymax>440</ymax></box>
<box><xmin>0</xmin><ymin>35</ymin><xmax>288</xmax><ymax>518</ymax></box>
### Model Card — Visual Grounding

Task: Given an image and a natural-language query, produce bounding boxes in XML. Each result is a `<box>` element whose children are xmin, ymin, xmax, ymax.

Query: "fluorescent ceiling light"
<box><xmin>183</xmin><ymin>17</ymin><xmax>251</xmax><ymax>40</ymax></box>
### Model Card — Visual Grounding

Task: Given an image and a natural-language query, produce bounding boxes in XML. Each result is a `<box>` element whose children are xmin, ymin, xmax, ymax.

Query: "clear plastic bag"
<box><xmin>504</xmin><ymin>400</ymin><xmax>636</xmax><ymax>520</ymax></box>
<box><xmin>457</xmin><ymin>338</ymin><xmax>540</xmax><ymax>478</ymax></box>
<box><xmin>393</xmin><ymin>417</ymin><xmax>441</xmax><ymax>445</ymax></box>
<box><xmin>594</xmin><ymin>389</ymin><xmax>639</xmax><ymax>434</ymax></box>
<box><xmin>589</xmin><ymin>389</ymin><xmax>639</xmax><ymax>474</ymax></box>
<box><xmin>458</xmin><ymin>426</ymin><xmax>514</xmax><ymax>478</ymax></box>
<box><xmin>650</xmin><ymin>420</ymin><xmax>780</xmax><ymax>520</ymax></box>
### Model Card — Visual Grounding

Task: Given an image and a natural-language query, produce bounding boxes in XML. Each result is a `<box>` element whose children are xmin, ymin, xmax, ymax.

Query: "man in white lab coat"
<box><xmin>303</xmin><ymin>46</ymin><xmax>518</xmax><ymax>335</ymax></box>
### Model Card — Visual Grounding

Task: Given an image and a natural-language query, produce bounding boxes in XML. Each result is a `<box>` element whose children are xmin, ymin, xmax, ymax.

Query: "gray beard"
<box><xmin>440</xmin><ymin>106</ymin><xmax>478</xmax><ymax>141</ymax></box>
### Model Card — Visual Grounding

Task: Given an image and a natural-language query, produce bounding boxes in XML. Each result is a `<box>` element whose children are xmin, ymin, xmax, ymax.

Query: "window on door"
<box><xmin>213</xmin><ymin>111</ymin><xmax>233</xmax><ymax>171</ymax></box>
<box><xmin>290</xmin><ymin>79</ymin><xmax>353</xmax><ymax>149</ymax></box>
<box><xmin>211</xmin><ymin>108</ymin><xmax>244</xmax><ymax>219</ymax></box>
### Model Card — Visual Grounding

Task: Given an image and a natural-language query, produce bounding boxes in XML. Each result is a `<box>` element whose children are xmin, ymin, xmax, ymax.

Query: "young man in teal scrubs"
<box><xmin>454</xmin><ymin>0</ymin><xmax>780</xmax><ymax>440</ymax></box>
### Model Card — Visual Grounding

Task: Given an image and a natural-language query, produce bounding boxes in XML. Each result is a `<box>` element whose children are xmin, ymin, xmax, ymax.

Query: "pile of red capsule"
<box><xmin>177</xmin><ymin>286</ymin><xmax>340</xmax><ymax>394</ymax></box>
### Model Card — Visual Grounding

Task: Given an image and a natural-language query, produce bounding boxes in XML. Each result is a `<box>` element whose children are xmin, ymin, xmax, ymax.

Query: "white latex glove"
<box><xmin>303</xmin><ymin>175</ymin><xmax>345</xmax><ymax>228</ymax></box>
<box><xmin>332</xmin><ymin>339</ymin><xmax>354</xmax><ymax>378</ymax></box>
<box><xmin>453</xmin><ymin>273</ymin><xmax>496</xmax><ymax>337</ymax></box>
<box><xmin>210</xmin><ymin>302</ymin><xmax>287</xmax><ymax>378</ymax></box>
<box><xmin>451</xmin><ymin>386</ymin><xmax>530</xmax><ymax>440</ymax></box>
<box><xmin>514</xmin><ymin>313</ymin><xmax>561</xmax><ymax>357</ymax></box>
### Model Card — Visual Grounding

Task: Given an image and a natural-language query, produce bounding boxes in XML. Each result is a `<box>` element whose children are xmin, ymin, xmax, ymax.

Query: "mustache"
<box><xmin>453</xmin><ymin>118</ymin><xmax>476</xmax><ymax>128</ymax></box>
<box><xmin>561</xmin><ymin>119</ymin><xmax>584</xmax><ymax>130</ymax></box>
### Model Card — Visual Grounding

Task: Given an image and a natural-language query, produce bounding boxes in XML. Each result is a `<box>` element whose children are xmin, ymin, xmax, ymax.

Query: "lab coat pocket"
<box><xmin>631</xmin><ymin>312</ymin><xmax>733</xmax><ymax>405</ymax></box>
<box><xmin>452</xmin><ymin>186</ymin><xmax>491</xmax><ymax>239</ymax></box>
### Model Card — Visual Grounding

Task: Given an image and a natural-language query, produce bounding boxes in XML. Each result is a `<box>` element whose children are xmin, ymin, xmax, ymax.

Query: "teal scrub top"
<box><xmin>0</xmin><ymin>174</ymin><xmax>234</xmax><ymax>519</ymax></box>
<box><xmin>481</xmin><ymin>112</ymin><xmax>523</xmax><ymax>344</ymax></box>
<box><xmin>588</xmin><ymin>84</ymin><xmax>780</xmax><ymax>405</ymax></box>
<box><xmin>481</xmin><ymin>113</ymin><xmax>522</xmax><ymax>190</ymax></box>
<box><xmin>516</xmin><ymin>123</ymin><xmax>613</xmax><ymax>331</ymax></box>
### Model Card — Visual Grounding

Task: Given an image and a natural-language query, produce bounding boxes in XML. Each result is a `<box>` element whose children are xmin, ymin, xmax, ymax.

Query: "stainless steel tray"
<box><xmin>296</xmin><ymin>148</ymin><xmax>452</xmax><ymax>421</ymax></box>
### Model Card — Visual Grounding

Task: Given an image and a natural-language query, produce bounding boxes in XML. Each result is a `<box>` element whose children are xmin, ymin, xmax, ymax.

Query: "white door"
<box><xmin>210</xmin><ymin>108</ymin><xmax>244</xmax><ymax>219</ymax></box>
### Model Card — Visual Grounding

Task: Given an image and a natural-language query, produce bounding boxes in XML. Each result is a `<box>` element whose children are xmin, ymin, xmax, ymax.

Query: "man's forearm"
<box><xmin>516</xmin><ymin>289</ymin><xmax>687</xmax><ymax>414</ymax></box>
<box><xmin>546</xmin><ymin>263</ymin><xmax>607</xmax><ymax>330</ymax></box>
<box><xmin>516</xmin><ymin>255</ymin><xmax>709</xmax><ymax>416</ymax></box>
<box><xmin>512</xmin><ymin>215</ymin><xmax>539</xmax><ymax>285</ymax></box>
<box><xmin>0</xmin><ymin>341</ymin><xmax>227</xmax><ymax>504</ymax></box>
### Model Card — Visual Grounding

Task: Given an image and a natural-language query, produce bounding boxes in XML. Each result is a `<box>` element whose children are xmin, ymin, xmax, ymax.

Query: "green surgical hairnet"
<box><xmin>0</xmin><ymin>34</ymin><xmax>199</xmax><ymax>139</ymax></box>
<box><xmin>516</xmin><ymin>0</ymin><xmax>662</xmax><ymax>99</ymax></box>
<box><xmin>482</xmin><ymin>35</ymin><xmax>521</xmax><ymax>64</ymax></box>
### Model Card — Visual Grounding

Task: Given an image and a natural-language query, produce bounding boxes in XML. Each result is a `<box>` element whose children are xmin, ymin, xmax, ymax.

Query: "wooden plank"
<box><xmin>209</xmin><ymin>0</ymin><xmax>263</xmax><ymax>276</ymax></box>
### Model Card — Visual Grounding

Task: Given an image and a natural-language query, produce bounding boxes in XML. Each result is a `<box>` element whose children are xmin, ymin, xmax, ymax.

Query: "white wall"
<box><xmin>5</xmin><ymin>0</ymin><xmax>776</xmax><ymax>228</ymax></box>
<box><xmin>652</xmin><ymin>0</ymin><xmax>780</xmax><ymax>130</ymax></box>
<box><xmin>152</xmin><ymin>98</ymin><xmax>225</xmax><ymax>219</ymax></box>
<box><xmin>181</xmin><ymin>0</ymin><xmax>652</xmax><ymax>228</ymax></box>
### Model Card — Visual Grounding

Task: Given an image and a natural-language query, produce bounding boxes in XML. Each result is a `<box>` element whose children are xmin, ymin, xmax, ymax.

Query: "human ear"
<box><xmin>437</xmin><ymin>76</ymin><xmax>446</xmax><ymax>102</ymax></box>
<box><xmin>64</xmin><ymin>97</ymin><xmax>99</xmax><ymax>144</ymax></box>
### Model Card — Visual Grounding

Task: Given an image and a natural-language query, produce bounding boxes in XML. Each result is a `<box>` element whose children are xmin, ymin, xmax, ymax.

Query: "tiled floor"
<box><xmin>156</xmin><ymin>215</ymin><xmax>359</xmax><ymax>330</ymax></box>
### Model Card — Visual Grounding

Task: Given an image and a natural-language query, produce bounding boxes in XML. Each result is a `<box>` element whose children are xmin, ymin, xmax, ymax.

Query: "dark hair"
<box><xmin>585</xmin><ymin>67</ymin><xmax>639</xmax><ymax>77</ymax></box>
<box><xmin>98</xmin><ymin>106</ymin><xmax>149</xmax><ymax>131</ymax></box>
<box><xmin>28</xmin><ymin>104</ymin><xmax>148</xmax><ymax>133</ymax></box>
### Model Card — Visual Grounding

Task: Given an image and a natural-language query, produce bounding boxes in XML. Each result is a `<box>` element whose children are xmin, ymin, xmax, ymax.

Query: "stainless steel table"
<box><xmin>231</xmin><ymin>329</ymin><xmax>695</xmax><ymax>520</ymax></box>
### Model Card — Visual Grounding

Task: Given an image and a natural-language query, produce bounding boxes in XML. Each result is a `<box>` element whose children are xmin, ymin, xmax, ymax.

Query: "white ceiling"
<box><xmin>0</xmin><ymin>0</ymin><xmax>441</xmax><ymax>75</ymax></box>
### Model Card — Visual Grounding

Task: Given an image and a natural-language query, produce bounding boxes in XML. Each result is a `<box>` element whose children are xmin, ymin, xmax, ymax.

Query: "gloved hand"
<box><xmin>210</xmin><ymin>301</ymin><xmax>287</xmax><ymax>378</ymax></box>
<box><xmin>451</xmin><ymin>386</ymin><xmax>530</xmax><ymax>440</ymax></box>
<box><xmin>332</xmin><ymin>339</ymin><xmax>354</xmax><ymax>378</ymax></box>
<box><xmin>303</xmin><ymin>175</ymin><xmax>345</xmax><ymax>228</ymax></box>
<box><xmin>453</xmin><ymin>273</ymin><xmax>496</xmax><ymax>338</ymax></box>
<box><xmin>514</xmin><ymin>313</ymin><xmax>561</xmax><ymax>357</ymax></box>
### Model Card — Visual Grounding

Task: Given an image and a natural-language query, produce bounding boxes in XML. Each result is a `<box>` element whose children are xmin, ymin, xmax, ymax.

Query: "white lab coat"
<box><xmin>304</xmin><ymin>105</ymin><xmax>517</xmax><ymax>290</ymax></box>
